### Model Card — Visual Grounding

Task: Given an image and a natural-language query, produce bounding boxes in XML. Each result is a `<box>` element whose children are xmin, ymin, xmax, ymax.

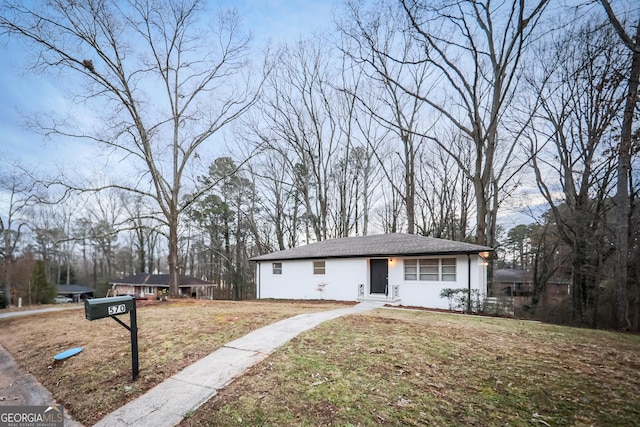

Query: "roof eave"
<box><xmin>251</xmin><ymin>249</ymin><xmax>493</xmax><ymax>262</ymax></box>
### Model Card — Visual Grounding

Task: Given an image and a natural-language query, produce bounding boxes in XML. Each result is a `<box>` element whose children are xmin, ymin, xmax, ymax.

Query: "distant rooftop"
<box><xmin>110</xmin><ymin>274</ymin><xmax>214</xmax><ymax>287</ymax></box>
<box><xmin>57</xmin><ymin>284</ymin><xmax>95</xmax><ymax>294</ymax></box>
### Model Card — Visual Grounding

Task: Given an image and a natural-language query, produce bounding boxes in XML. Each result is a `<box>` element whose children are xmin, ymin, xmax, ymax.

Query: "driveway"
<box><xmin>0</xmin><ymin>306</ymin><xmax>84</xmax><ymax>426</ymax></box>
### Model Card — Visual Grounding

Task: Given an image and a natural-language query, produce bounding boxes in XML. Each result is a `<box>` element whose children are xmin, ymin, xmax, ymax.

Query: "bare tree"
<box><xmin>339</xmin><ymin>1</ymin><xmax>435</xmax><ymax>234</ymax></box>
<box><xmin>85</xmin><ymin>189</ymin><xmax>129</xmax><ymax>285</ymax></box>
<box><xmin>73</xmin><ymin>217</ymin><xmax>93</xmax><ymax>285</ymax></box>
<box><xmin>376</xmin><ymin>164</ymin><xmax>406</xmax><ymax>233</ymax></box>
<box><xmin>0</xmin><ymin>0</ymin><xmax>259</xmax><ymax>297</ymax></box>
<box><xmin>527</xmin><ymin>18</ymin><xmax>626</xmax><ymax>325</ymax></box>
<box><xmin>600</xmin><ymin>0</ymin><xmax>640</xmax><ymax>330</ymax></box>
<box><xmin>415</xmin><ymin>133</ymin><xmax>473</xmax><ymax>240</ymax></box>
<box><xmin>254</xmin><ymin>38</ymin><xmax>342</xmax><ymax>242</ymax></box>
<box><xmin>375</xmin><ymin>0</ymin><xmax>548</xmax><ymax>247</ymax></box>
<box><xmin>30</xmin><ymin>205</ymin><xmax>65</xmax><ymax>287</ymax></box>
<box><xmin>244</xmin><ymin>151</ymin><xmax>301</xmax><ymax>251</ymax></box>
<box><xmin>47</xmin><ymin>199</ymin><xmax>82</xmax><ymax>286</ymax></box>
<box><xmin>122</xmin><ymin>194</ymin><xmax>162</xmax><ymax>274</ymax></box>
<box><xmin>328</xmin><ymin>54</ymin><xmax>385</xmax><ymax>238</ymax></box>
<box><xmin>0</xmin><ymin>160</ymin><xmax>39</xmax><ymax>305</ymax></box>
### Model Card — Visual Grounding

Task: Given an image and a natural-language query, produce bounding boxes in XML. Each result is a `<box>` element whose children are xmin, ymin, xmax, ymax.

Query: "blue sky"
<box><xmin>233</xmin><ymin>0</ymin><xmax>338</xmax><ymax>41</ymax></box>
<box><xmin>0</xmin><ymin>0</ymin><xmax>338</xmax><ymax>173</ymax></box>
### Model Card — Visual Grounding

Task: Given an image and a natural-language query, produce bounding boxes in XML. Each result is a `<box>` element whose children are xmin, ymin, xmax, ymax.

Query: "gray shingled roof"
<box><xmin>494</xmin><ymin>269</ymin><xmax>527</xmax><ymax>282</ymax></box>
<box><xmin>494</xmin><ymin>269</ymin><xmax>570</xmax><ymax>285</ymax></box>
<box><xmin>251</xmin><ymin>233</ymin><xmax>493</xmax><ymax>261</ymax></box>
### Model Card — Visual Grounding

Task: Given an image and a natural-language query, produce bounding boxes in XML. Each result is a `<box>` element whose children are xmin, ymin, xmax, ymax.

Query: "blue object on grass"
<box><xmin>54</xmin><ymin>347</ymin><xmax>83</xmax><ymax>361</ymax></box>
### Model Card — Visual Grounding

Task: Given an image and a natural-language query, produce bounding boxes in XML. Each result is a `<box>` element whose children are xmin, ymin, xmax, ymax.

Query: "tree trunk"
<box><xmin>402</xmin><ymin>134</ymin><xmax>416</xmax><ymax>234</ymax></box>
<box><xmin>138</xmin><ymin>233</ymin><xmax>146</xmax><ymax>273</ymax></box>
<box><xmin>473</xmin><ymin>176</ymin><xmax>488</xmax><ymax>247</ymax></box>
<box><xmin>168</xmin><ymin>216</ymin><xmax>180</xmax><ymax>298</ymax></box>
<box><xmin>592</xmin><ymin>253</ymin><xmax>603</xmax><ymax>329</ymax></box>
<box><xmin>571</xmin><ymin>236</ymin><xmax>588</xmax><ymax>325</ymax></box>
<box><xmin>634</xmin><ymin>259</ymin><xmax>640</xmax><ymax>331</ymax></box>
<box><xmin>3</xmin><ymin>261</ymin><xmax>12</xmax><ymax>306</ymax></box>
<box><xmin>612</xmin><ymin>20</ymin><xmax>640</xmax><ymax>330</ymax></box>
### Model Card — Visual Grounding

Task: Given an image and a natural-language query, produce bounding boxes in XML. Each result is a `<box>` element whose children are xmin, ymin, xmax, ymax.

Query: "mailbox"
<box><xmin>84</xmin><ymin>295</ymin><xmax>139</xmax><ymax>380</ymax></box>
<box><xmin>85</xmin><ymin>296</ymin><xmax>135</xmax><ymax>321</ymax></box>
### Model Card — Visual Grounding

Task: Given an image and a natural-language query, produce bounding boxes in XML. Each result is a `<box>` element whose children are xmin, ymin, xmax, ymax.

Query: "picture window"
<box><xmin>404</xmin><ymin>258</ymin><xmax>457</xmax><ymax>281</ymax></box>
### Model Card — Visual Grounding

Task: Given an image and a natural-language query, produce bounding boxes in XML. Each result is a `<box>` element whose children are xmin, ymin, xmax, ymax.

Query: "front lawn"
<box><xmin>183</xmin><ymin>309</ymin><xmax>640</xmax><ymax>426</ymax></box>
<box><xmin>0</xmin><ymin>299</ymin><xmax>353</xmax><ymax>425</ymax></box>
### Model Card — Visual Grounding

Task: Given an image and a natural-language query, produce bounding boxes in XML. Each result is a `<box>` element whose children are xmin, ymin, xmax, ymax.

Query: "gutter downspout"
<box><xmin>467</xmin><ymin>254</ymin><xmax>472</xmax><ymax>313</ymax></box>
<box><xmin>256</xmin><ymin>262</ymin><xmax>260</xmax><ymax>299</ymax></box>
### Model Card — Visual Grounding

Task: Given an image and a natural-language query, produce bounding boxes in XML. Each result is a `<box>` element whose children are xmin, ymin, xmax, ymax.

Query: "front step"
<box><xmin>358</xmin><ymin>295</ymin><xmax>402</xmax><ymax>306</ymax></box>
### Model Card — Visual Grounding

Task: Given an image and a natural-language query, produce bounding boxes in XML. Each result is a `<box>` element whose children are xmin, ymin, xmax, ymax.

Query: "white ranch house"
<box><xmin>252</xmin><ymin>233</ymin><xmax>492</xmax><ymax>309</ymax></box>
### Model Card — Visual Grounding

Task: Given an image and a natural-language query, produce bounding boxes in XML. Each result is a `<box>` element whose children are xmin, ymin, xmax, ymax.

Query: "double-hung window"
<box><xmin>404</xmin><ymin>259</ymin><xmax>418</xmax><ymax>280</ymax></box>
<box><xmin>419</xmin><ymin>259</ymin><xmax>439</xmax><ymax>281</ymax></box>
<box><xmin>272</xmin><ymin>262</ymin><xmax>282</xmax><ymax>275</ymax></box>
<box><xmin>441</xmin><ymin>258</ymin><xmax>457</xmax><ymax>281</ymax></box>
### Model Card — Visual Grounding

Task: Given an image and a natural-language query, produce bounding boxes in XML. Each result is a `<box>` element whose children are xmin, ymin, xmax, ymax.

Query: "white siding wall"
<box><xmin>389</xmin><ymin>254</ymin><xmax>486</xmax><ymax>309</ymax></box>
<box><xmin>257</xmin><ymin>254</ymin><xmax>488</xmax><ymax>309</ymax></box>
<box><xmin>257</xmin><ymin>258</ymin><xmax>366</xmax><ymax>301</ymax></box>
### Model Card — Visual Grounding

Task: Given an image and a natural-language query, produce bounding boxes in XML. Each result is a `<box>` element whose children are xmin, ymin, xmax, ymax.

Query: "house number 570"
<box><xmin>108</xmin><ymin>304</ymin><xmax>126</xmax><ymax>315</ymax></box>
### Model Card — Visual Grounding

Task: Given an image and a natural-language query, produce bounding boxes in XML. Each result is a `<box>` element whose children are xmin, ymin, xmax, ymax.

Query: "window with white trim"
<box><xmin>272</xmin><ymin>262</ymin><xmax>282</xmax><ymax>275</ymax></box>
<box><xmin>404</xmin><ymin>258</ymin><xmax>457</xmax><ymax>281</ymax></box>
<box><xmin>313</xmin><ymin>260</ymin><xmax>326</xmax><ymax>275</ymax></box>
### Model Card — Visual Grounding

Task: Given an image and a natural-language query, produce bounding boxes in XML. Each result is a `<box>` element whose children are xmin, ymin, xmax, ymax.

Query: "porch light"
<box><xmin>479</xmin><ymin>251</ymin><xmax>490</xmax><ymax>266</ymax></box>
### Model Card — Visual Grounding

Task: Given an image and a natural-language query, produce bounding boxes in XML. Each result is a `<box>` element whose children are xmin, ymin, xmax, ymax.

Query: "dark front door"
<box><xmin>370</xmin><ymin>259</ymin><xmax>388</xmax><ymax>295</ymax></box>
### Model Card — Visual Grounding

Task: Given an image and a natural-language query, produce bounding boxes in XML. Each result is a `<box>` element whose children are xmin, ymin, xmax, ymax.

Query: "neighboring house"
<box><xmin>494</xmin><ymin>269</ymin><xmax>534</xmax><ymax>297</ymax></box>
<box><xmin>56</xmin><ymin>284</ymin><xmax>95</xmax><ymax>302</ymax></box>
<box><xmin>251</xmin><ymin>233</ymin><xmax>492</xmax><ymax>310</ymax></box>
<box><xmin>110</xmin><ymin>274</ymin><xmax>218</xmax><ymax>299</ymax></box>
<box><xmin>493</xmin><ymin>269</ymin><xmax>571</xmax><ymax>309</ymax></box>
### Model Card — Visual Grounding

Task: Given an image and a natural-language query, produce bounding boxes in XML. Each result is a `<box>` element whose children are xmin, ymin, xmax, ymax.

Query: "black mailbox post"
<box><xmin>85</xmin><ymin>296</ymin><xmax>139</xmax><ymax>381</ymax></box>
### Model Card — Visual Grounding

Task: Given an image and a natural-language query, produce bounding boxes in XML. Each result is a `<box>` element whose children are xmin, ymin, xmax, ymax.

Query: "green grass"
<box><xmin>2</xmin><ymin>301</ymin><xmax>637</xmax><ymax>426</ymax></box>
<box><xmin>182</xmin><ymin>309</ymin><xmax>640</xmax><ymax>427</ymax></box>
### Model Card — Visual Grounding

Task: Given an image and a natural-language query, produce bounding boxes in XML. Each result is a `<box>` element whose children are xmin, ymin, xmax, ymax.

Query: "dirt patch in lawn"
<box><xmin>0</xmin><ymin>299</ymin><xmax>352</xmax><ymax>425</ymax></box>
<box><xmin>183</xmin><ymin>309</ymin><xmax>640</xmax><ymax>427</ymax></box>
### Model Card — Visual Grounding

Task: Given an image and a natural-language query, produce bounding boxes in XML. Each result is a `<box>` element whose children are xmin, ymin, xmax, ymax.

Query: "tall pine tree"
<box><xmin>31</xmin><ymin>260</ymin><xmax>56</xmax><ymax>304</ymax></box>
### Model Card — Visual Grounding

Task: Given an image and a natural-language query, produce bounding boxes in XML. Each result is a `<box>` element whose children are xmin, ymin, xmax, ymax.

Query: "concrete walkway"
<box><xmin>94</xmin><ymin>302</ymin><xmax>380</xmax><ymax>427</ymax></box>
